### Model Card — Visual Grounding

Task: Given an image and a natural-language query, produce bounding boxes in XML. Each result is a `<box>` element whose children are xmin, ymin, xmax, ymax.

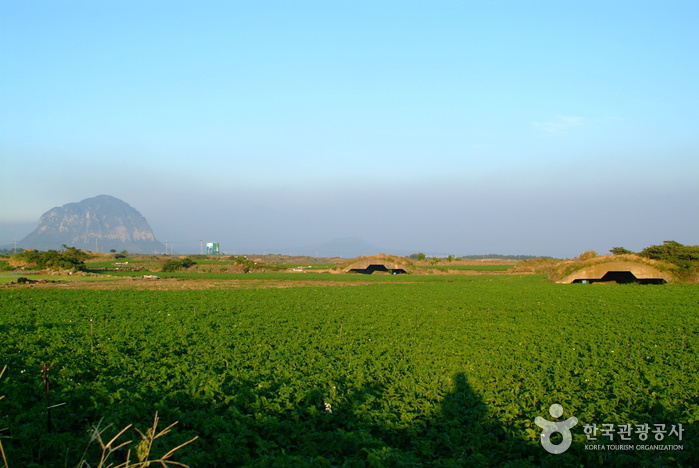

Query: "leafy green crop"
<box><xmin>419</xmin><ymin>264</ymin><xmax>512</xmax><ymax>272</ymax></box>
<box><xmin>0</xmin><ymin>275</ymin><xmax>697</xmax><ymax>466</ymax></box>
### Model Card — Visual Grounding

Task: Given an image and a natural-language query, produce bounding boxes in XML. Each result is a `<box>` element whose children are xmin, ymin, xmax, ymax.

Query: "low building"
<box><xmin>555</xmin><ymin>259</ymin><xmax>673</xmax><ymax>284</ymax></box>
<box><xmin>341</xmin><ymin>254</ymin><xmax>412</xmax><ymax>275</ymax></box>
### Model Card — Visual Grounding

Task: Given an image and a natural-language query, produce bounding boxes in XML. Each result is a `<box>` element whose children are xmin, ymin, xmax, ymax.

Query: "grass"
<box><xmin>0</xmin><ymin>273</ymin><xmax>121</xmax><ymax>285</ymax></box>
<box><xmin>277</xmin><ymin>263</ymin><xmax>338</xmax><ymax>270</ymax></box>
<box><xmin>419</xmin><ymin>264</ymin><xmax>513</xmax><ymax>272</ymax></box>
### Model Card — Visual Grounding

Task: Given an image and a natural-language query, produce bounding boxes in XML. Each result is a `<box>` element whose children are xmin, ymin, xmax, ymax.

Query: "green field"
<box><xmin>1</xmin><ymin>274</ymin><xmax>697</xmax><ymax>466</ymax></box>
<box><xmin>419</xmin><ymin>264</ymin><xmax>513</xmax><ymax>272</ymax></box>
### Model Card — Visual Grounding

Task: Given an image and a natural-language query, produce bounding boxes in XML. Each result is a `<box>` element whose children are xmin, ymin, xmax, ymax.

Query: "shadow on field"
<box><xmin>4</xmin><ymin>365</ymin><xmax>696</xmax><ymax>467</ymax></box>
<box><xmin>205</xmin><ymin>372</ymin><xmax>544</xmax><ymax>466</ymax></box>
<box><xmin>417</xmin><ymin>372</ymin><xmax>538</xmax><ymax>465</ymax></box>
<box><xmin>175</xmin><ymin>372</ymin><xmax>542</xmax><ymax>466</ymax></box>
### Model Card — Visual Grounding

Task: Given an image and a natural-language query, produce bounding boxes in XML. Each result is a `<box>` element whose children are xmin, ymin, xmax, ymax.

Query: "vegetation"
<box><xmin>459</xmin><ymin>254</ymin><xmax>545</xmax><ymax>260</ymax></box>
<box><xmin>161</xmin><ymin>257</ymin><xmax>196</xmax><ymax>272</ymax></box>
<box><xmin>409</xmin><ymin>253</ymin><xmax>541</xmax><ymax>261</ymax></box>
<box><xmin>421</xmin><ymin>264</ymin><xmax>512</xmax><ymax>272</ymax></box>
<box><xmin>575</xmin><ymin>250</ymin><xmax>597</xmax><ymax>261</ymax></box>
<box><xmin>14</xmin><ymin>245</ymin><xmax>90</xmax><ymax>270</ymax></box>
<box><xmin>639</xmin><ymin>241</ymin><xmax>699</xmax><ymax>281</ymax></box>
<box><xmin>228</xmin><ymin>256</ymin><xmax>258</xmax><ymax>273</ymax></box>
<box><xmin>509</xmin><ymin>257</ymin><xmax>562</xmax><ymax>275</ymax></box>
<box><xmin>610</xmin><ymin>247</ymin><xmax>633</xmax><ymax>256</ymax></box>
<box><xmin>0</xmin><ymin>275</ymin><xmax>696</xmax><ymax>466</ymax></box>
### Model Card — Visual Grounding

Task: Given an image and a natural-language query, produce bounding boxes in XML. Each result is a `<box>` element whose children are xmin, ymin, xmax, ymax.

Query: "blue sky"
<box><xmin>1</xmin><ymin>1</ymin><xmax>697</xmax><ymax>257</ymax></box>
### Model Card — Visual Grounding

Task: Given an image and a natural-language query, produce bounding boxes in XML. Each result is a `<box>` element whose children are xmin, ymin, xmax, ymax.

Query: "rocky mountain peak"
<box><xmin>18</xmin><ymin>195</ymin><xmax>166</xmax><ymax>253</ymax></box>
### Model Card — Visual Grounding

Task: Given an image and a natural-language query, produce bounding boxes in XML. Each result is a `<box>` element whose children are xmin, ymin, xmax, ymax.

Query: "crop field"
<box><xmin>1</xmin><ymin>274</ymin><xmax>697</xmax><ymax>466</ymax></box>
<box><xmin>420</xmin><ymin>264</ymin><xmax>514</xmax><ymax>272</ymax></box>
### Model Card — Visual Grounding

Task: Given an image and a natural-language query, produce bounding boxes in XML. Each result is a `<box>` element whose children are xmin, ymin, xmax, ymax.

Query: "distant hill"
<box><xmin>296</xmin><ymin>236</ymin><xmax>383</xmax><ymax>258</ymax></box>
<box><xmin>17</xmin><ymin>195</ymin><xmax>166</xmax><ymax>253</ymax></box>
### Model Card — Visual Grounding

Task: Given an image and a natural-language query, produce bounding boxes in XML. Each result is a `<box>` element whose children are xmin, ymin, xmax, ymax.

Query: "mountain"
<box><xmin>17</xmin><ymin>195</ymin><xmax>166</xmax><ymax>253</ymax></box>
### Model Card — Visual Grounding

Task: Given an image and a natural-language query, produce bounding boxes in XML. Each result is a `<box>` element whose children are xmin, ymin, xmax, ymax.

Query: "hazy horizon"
<box><xmin>2</xmin><ymin>1</ymin><xmax>697</xmax><ymax>258</ymax></box>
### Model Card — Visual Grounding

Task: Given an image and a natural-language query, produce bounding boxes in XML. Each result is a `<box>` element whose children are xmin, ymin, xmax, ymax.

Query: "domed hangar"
<box><xmin>553</xmin><ymin>256</ymin><xmax>674</xmax><ymax>284</ymax></box>
<box><xmin>341</xmin><ymin>254</ymin><xmax>413</xmax><ymax>275</ymax></box>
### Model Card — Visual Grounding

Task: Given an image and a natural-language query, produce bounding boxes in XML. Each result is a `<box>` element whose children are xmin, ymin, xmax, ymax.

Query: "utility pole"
<box><xmin>13</xmin><ymin>239</ymin><xmax>17</xmax><ymax>254</ymax></box>
<box><xmin>165</xmin><ymin>240</ymin><xmax>169</xmax><ymax>255</ymax></box>
<box><xmin>200</xmin><ymin>239</ymin><xmax>203</xmax><ymax>255</ymax></box>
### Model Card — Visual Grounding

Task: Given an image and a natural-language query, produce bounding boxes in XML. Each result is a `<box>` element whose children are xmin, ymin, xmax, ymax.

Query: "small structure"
<box><xmin>555</xmin><ymin>259</ymin><xmax>673</xmax><ymax>284</ymax></box>
<box><xmin>572</xmin><ymin>271</ymin><xmax>666</xmax><ymax>284</ymax></box>
<box><xmin>341</xmin><ymin>254</ymin><xmax>412</xmax><ymax>275</ymax></box>
<box><xmin>349</xmin><ymin>264</ymin><xmax>408</xmax><ymax>275</ymax></box>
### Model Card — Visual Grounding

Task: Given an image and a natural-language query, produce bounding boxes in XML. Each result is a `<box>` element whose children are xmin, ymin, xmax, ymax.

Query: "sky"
<box><xmin>1</xmin><ymin>0</ymin><xmax>697</xmax><ymax>258</ymax></box>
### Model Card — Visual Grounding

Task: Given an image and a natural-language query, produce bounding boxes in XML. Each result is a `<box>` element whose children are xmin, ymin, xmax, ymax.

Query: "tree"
<box><xmin>610</xmin><ymin>247</ymin><xmax>633</xmax><ymax>255</ymax></box>
<box><xmin>639</xmin><ymin>241</ymin><xmax>699</xmax><ymax>279</ymax></box>
<box><xmin>16</xmin><ymin>246</ymin><xmax>90</xmax><ymax>270</ymax></box>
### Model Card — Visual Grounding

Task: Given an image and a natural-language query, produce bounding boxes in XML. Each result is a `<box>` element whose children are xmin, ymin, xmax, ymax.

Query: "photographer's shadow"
<box><xmin>423</xmin><ymin>372</ymin><xmax>537</xmax><ymax>465</ymax></box>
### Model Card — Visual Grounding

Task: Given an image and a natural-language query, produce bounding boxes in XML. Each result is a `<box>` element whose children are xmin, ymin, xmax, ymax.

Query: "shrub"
<box><xmin>229</xmin><ymin>256</ymin><xmax>255</xmax><ymax>273</ymax></box>
<box><xmin>161</xmin><ymin>257</ymin><xmax>196</xmax><ymax>272</ymax></box>
<box><xmin>610</xmin><ymin>247</ymin><xmax>633</xmax><ymax>255</ymax></box>
<box><xmin>14</xmin><ymin>245</ymin><xmax>90</xmax><ymax>270</ymax></box>
<box><xmin>639</xmin><ymin>241</ymin><xmax>699</xmax><ymax>280</ymax></box>
<box><xmin>575</xmin><ymin>250</ymin><xmax>597</xmax><ymax>261</ymax></box>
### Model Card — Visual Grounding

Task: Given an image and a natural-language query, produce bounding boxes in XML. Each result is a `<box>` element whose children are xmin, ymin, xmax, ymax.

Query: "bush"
<box><xmin>229</xmin><ymin>256</ymin><xmax>255</xmax><ymax>273</ymax></box>
<box><xmin>610</xmin><ymin>247</ymin><xmax>633</xmax><ymax>255</ymax></box>
<box><xmin>639</xmin><ymin>241</ymin><xmax>699</xmax><ymax>280</ymax></box>
<box><xmin>161</xmin><ymin>257</ymin><xmax>196</xmax><ymax>272</ymax></box>
<box><xmin>575</xmin><ymin>250</ymin><xmax>597</xmax><ymax>261</ymax></box>
<box><xmin>14</xmin><ymin>245</ymin><xmax>90</xmax><ymax>270</ymax></box>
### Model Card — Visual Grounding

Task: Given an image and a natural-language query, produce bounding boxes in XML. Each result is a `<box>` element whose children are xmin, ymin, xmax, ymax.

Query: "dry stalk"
<box><xmin>0</xmin><ymin>365</ymin><xmax>8</xmax><ymax>468</ymax></box>
<box><xmin>0</xmin><ymin>366</ymin><xmax>195</xmax><ymax>468</ymax></box>
<box><xmin>78</xmin><ymin>412</ymin><xmax>197</xmax><ymax>468</ymax></box>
